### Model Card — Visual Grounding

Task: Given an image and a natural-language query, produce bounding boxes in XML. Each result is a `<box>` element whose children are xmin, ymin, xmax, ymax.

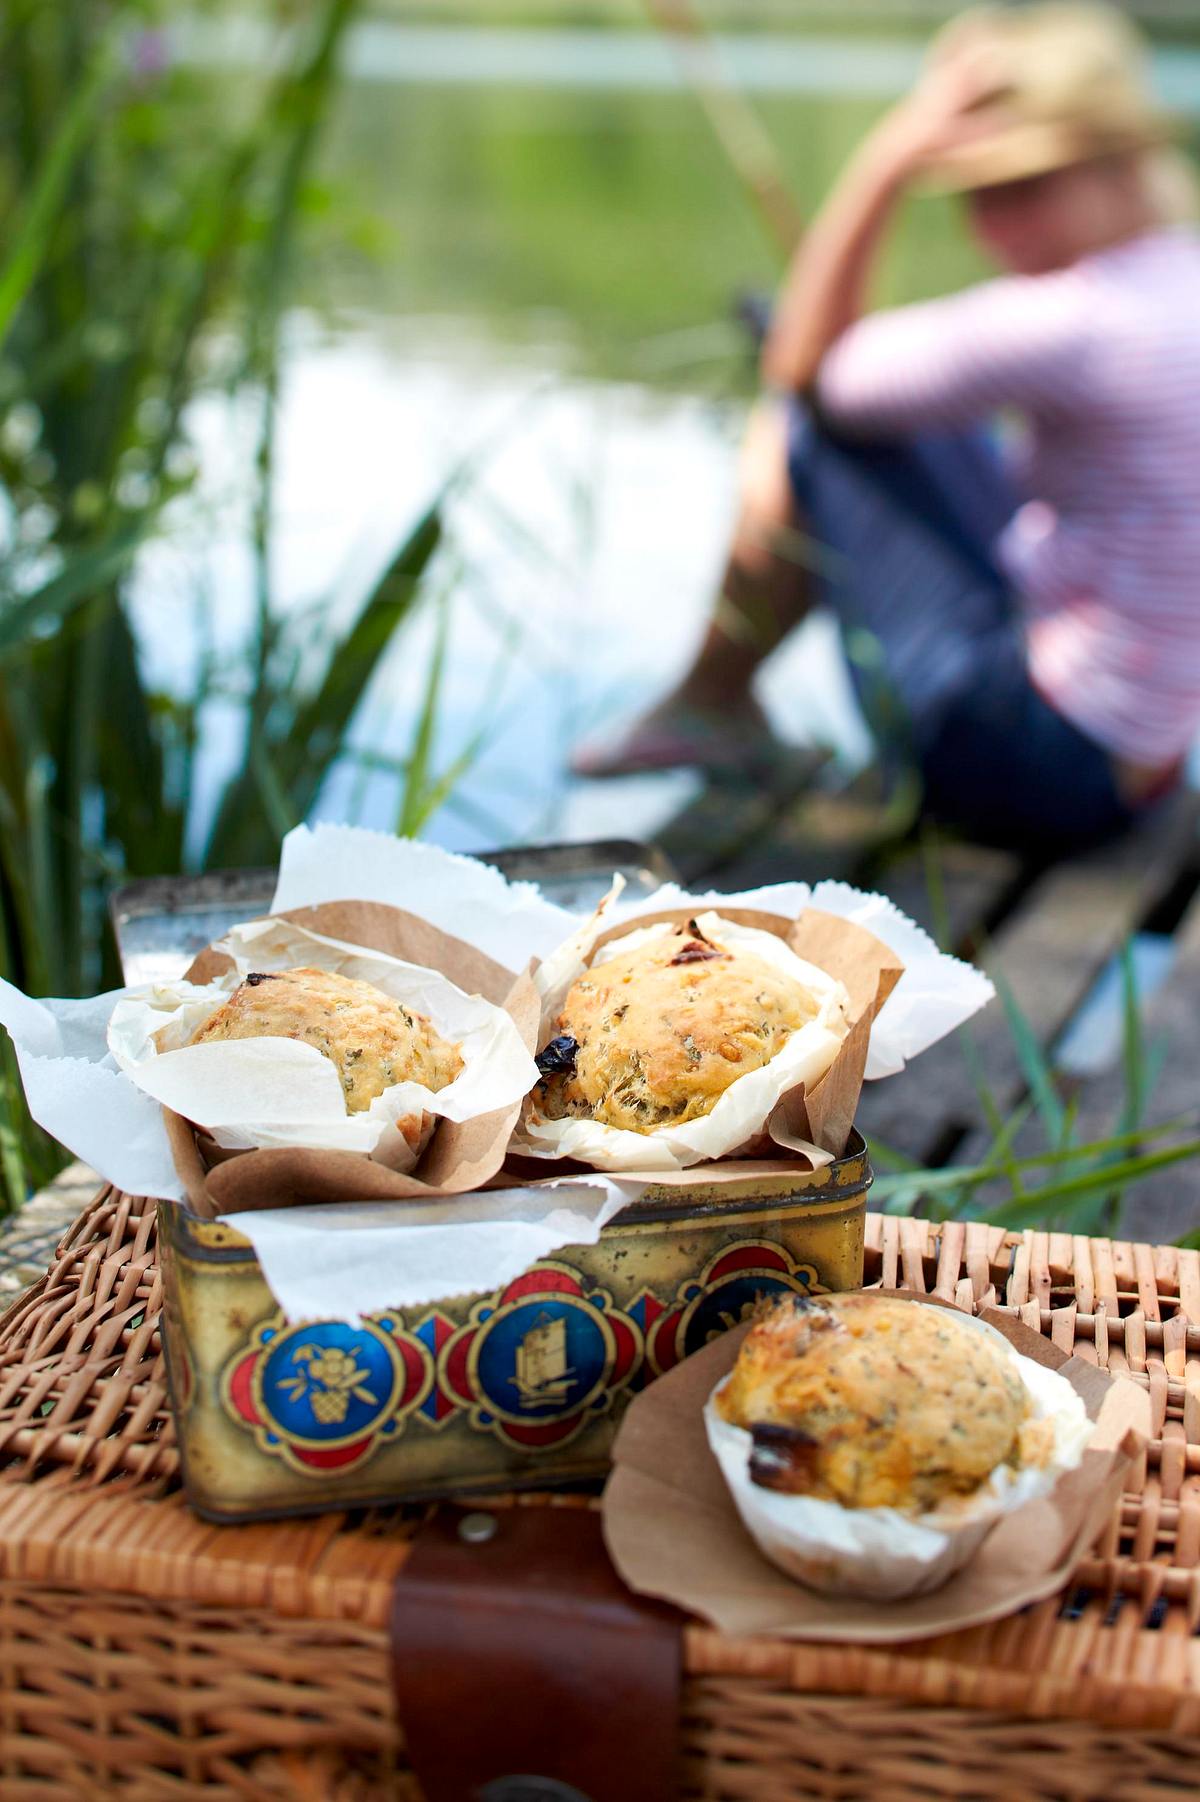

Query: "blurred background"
<box><xmin>1</xmin><ymin>0</ymin><xmax>1198</xmax><ymax>1219</ymax></box>
<box><xmin>6</xmin><ymin>0</ymin><xmax>1199</xmax><ymax>977</ymax></box>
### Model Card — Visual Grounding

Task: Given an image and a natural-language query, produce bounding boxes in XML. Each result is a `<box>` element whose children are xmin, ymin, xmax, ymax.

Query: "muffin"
<box><xmin>718</xmin><ymin>1293</ymin><xmax>1045</xmax><ymax>1513</ymax></box>
<box><xmin>188</xmin><ymin>966</ymin><xmax>463</xmax><ymax>1115</ymax></box>
<box><xmin>532</xmin><ymin>917</ymin><xmax>827</xmax><ymax>1135</ymax></box>
<box><xmin>706</xmin><ymin>1293</ymin><xmax>1092</xmax><ymax>1598</ymax></box>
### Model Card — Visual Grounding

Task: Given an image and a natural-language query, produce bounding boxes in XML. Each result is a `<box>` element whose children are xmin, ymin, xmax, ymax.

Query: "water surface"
<box><xmin>141</xmin><ymin>20</ymin><xmax>1200</xmax><ymax>857</ymax></box>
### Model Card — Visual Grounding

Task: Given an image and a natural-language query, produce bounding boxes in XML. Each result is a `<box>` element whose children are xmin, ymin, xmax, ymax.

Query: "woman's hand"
<box><xmin>859</xmin><ymin>52</ymin><xmax>1007</xmax><ymax>190</ymax></box>
<box><xmin>761</xmin><ymin>44</ymin><xmax>1005</xmax><ymax>392</ymax></box>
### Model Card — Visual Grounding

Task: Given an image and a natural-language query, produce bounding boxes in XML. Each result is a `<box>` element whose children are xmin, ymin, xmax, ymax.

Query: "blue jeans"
<box><xmin>786</xmin><ymin>407</ymin><xmax>1138</xmax><ymax>854</ymax></box>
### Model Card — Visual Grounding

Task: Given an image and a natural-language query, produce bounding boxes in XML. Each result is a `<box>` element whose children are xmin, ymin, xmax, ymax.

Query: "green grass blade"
<box><xmin>397</xmin><ymin>593</ymin><xmax>451</xmax><ymax>839</ymax></box>
<box><xmin>990</xmin><ymin>964</ymin><xmax>1066</xmax><ymax>1149</ymax></box>
<box><xmin>396</xmin><ymin>583</ymin><xmax>457</xmax><ymax>843</ymax></box>
<box><xmin>399</xmin><ymin>607</ymin><xmax>518</xmax><ymax>838</ymax></box>
<box><xmin>0</xmin><ymin>1071</ymin><xmax>29</xmax><ymax>1210</ymax></box>
<box><xmin>980</xmin><ymin>1138</ymin><xmax>1200</xmax><ymax>1225</ymax></box>
<box><xmin>236</xmin><ymin>0</ymin><xmax>359</xmax><ymax>391</ymax></box>
<box><xmin>863</xmin><ymin>1137</ymin><xmax>922</xmax><ymax>1175</ymax></box>
<box><xmin>0</xmin><ymin>524</ymin><xmax>146</xmax><ymax>656</ymax></box>
<box><xmin>955</xmin><ymin>1022</ymin><xmax>1030</xmax><ymax>1200</ymax></box>
<box><xmin>868</xmin><ymin>1113</ymin><xmax>1200</xmax><ymax>1203</ymax></box>
<box><xmin>919</xmin><ymin>822</ymin><xmax>952</xmax><ymax>952</ymax></box>
<box><xmin>983</xmin><ymin>1095</ymin><xmax>1035</xmax><ymax>1169</ymax></box>
<box><xmin>284</xmin><ymin>502</ymin><xmax>444</xmax><ymax>805</ymax></box>
<box><xmin>0</xmin><ymin>26</ymin><xmax>117</xmax><ymax>349</ymax></box>
<box><xmin>1116</xmin><ymin>940</ymin><xmax>1151</xmax><ymax>1137</ymax></box>
<box><xmin>93</xmin><ymin>609</ymin><xmax>177</xmax><ymax>870</ymax></box>
<box><xmin>204</xmin><ymin>500</ymin><xmax>443</xmax><ymax>867</ymax></box>
<box><xmin>250</xmin><ymin>738</ymin><xmax>301</xmax><ymax>843</ymax></box>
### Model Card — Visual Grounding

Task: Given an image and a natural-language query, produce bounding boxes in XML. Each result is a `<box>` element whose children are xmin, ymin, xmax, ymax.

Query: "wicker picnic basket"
<box><xmin>1</xmin><ymin>1185</ymin><xmax>1198</xmax><ymax>1799</ymax></box>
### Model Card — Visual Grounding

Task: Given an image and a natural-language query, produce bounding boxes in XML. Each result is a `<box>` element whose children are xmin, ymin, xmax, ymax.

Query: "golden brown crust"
<box><xmin>189</xmin><ymin>967</ymin><xmax>462</xmax><ymax>1115</ymax></box>
<box><xmin>534</xmin><ymin>918</ymin><xmax>821</xmax><ymax>1134</ymax></box>
<box><xmin>717</xmin><ymin>1294</ymin><xmax>1031</xmax><ymax>1512</ymax></box>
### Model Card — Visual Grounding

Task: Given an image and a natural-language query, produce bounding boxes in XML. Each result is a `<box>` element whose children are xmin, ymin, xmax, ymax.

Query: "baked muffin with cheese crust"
<box><xmin>718</xmin><ymin>1294</ymin><xmax>1042</xmax><ymax>1513</ymax></box>
<box><xmin>188</xmin><ymin>966</ymin><xmax>462</xmax><ymax>1115</ymax></box>
<box><xmin>533</xmin><ymin>917</ymin><xmax>824</xmax><ymax>1134</ymax></box>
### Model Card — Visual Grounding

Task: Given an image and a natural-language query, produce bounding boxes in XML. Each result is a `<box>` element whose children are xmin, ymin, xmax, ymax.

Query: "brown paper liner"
<box><xmin>510</xmin><ymin>905</ymin><xmax>904</xmax><ymax>1189</ymax></box>
<box><xmin>602</xmin><ymin>1295</ymin><xmax>1149</xmax><ymax>1643</ymax></box>
<box><xmin>165</xmin><ymin>900</ymin><xmax>540</xmax><ymax>1218</ymax></box>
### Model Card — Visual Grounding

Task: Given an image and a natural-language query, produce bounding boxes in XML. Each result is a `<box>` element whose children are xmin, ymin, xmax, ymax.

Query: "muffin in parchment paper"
<box><xmin>707</xmin><ymin>1294</ymin><xmax>1090</xmax><ymax>1600</ymax></box>
<box><xmin>188</xmin><ymin>965</ymin><xmax>462</xmax><ymax>1122</ymax></box>
<box><xmin>717</xmin><ymin>1294</ymin><xmax>1047</xmax><ymax>1513</ymax></box>
<box><xmin>533</xmin><ymin>916</ymin><xmax>836</xmax><ymax>1136</ymax></box>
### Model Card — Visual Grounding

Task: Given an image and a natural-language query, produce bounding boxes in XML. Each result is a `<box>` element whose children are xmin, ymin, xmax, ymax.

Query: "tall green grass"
<box><xmin>0</xmin><ymin>1</ymin><xmax>477</xmax><ymax>1208</ymax></box>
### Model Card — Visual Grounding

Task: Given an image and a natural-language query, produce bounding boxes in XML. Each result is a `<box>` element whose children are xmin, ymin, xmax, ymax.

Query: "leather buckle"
<box><xmin>391</xmin><ymin>1505</ymin><xmax>682</xmax><ymax>1802</ymax></box>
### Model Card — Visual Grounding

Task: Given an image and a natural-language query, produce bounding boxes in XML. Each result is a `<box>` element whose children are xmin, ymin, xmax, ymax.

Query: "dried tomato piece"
<box><xmin>669</xmin><ymin>916</ymin><xmax>729</xmax><ymax>966</ymax></box>
<box><xmin>669</xmin><ymin>941</ymin><xmax>725</xmax><ymax>965</ymax></box>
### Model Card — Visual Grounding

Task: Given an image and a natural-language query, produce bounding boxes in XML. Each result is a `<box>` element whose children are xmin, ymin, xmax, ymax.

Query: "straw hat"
<box><xmin>922</xmin><ymin>3</ymin><xmax>1179</xmax><ymax>193</ymax></box>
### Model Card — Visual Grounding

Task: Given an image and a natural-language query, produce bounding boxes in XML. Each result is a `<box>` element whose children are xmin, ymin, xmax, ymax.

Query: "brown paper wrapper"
<box><xmin>509</xmin><ymin>905</ymin><xmax>904</xmax><ymax>1189</ymax></box>
<box><xmin>166</xmin><ymin>900</ymin><xmax>540</xmax><ymax>1219</ymax></box>
<box><xmin>603</xmin><ymin>1296</ymin><xmax>1149</xmax><ymax>1643</ymax></box>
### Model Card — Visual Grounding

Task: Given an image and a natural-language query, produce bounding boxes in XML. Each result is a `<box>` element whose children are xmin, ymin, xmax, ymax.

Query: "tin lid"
<box><xmin>109</xmin><ymin>839</ymin><xmax>675</xmax><ymax>986</ymax></box>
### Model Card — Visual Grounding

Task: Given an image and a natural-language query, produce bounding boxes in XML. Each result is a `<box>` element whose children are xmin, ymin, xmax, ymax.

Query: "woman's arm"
<box><xmin>761</xmin><ymin>62</ymin><xmax>996</xmax><ymax>393</ymax></box>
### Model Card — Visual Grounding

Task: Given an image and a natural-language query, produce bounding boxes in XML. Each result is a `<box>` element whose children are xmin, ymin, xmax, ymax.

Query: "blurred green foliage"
<box><xmin>0</xmin><ymin>0</ymin><xmax>464</xmax><ymax>1205</ymax></box>
<box><xmin>317</xmin><ymin>66</ymin><xmax>986</xmax><ymax>365</ymax></box>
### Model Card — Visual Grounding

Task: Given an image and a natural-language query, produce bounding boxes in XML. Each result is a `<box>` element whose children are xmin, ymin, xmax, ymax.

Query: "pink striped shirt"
<box><xmin>816</xmin><ymin>228</ymin><xmax>1200</xmax><ymax>768</ymax></box>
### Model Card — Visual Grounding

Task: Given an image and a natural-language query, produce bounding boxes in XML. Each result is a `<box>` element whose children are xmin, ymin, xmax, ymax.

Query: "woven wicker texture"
<box><xmin>0</xmin><ymin>1186</ymin><xmax>174</xmax><ymax>1488</ymax></box>
<box><xmin>0</xmin><ymin>1162</ymin><xmax>98</xmax><ymax>1302</ymax></box>
<box><xmin>1</xmin><ymin>1190</ymin><xmax>1199</xmax><ymax>1798</ymax></box>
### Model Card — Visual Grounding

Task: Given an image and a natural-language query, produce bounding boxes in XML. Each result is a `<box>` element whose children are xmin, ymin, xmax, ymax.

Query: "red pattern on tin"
<box><xmin>293</xmin><ymin>1439</ymin><xmax>372</xmax><ymax>1470</ymax></box>
<box><xmin>649</xmin><ymin>1309</ymin><xmax>684</xmax><ymax>1375</ymax></box>
<box><xmin>442</xmin><ymin>1327</ymin><xmax>477</xmax><ymax>1405</ymax></box>
<box><xmin>707</xmin><ymin>1244</ymin><xmax>789</xmax><ymax>1282</ymax></box>
<box><xmin>228</xmin><ymin>1352</ymin><xmax>263</xmax><ymax>1426</ymax></box>
<box><xmin>429</xmin><ymin>1313</ymin><xmax>455</xmax><ymax>1352</ymax></box>
<box><xmin>499</xmin><ymin>1268</ymin><xmax>582</xmax><ymax>1304</ymax></box>
<box><xmin>396</xmin><ymin>1335</ymin><xmax>428</xmax><ymax>1409</ymax></box>
<box><xmin>501</xmin><ymin>1416</ymin><xmax>582</xmax><ymax>1448</ymax></box>
<box><xmin>607</xmin><ymin>1311</ymin><xmax>638</xmax><ymax>1385</ymax></box>
<box><xmin>426</xmin><ymin>1313</ymin><xmax>459</xmax><ymax>1421</ymax></box>
<box><xmin>632</xmin><ymin>1290</ymin><xmax>664</xmax><ymax>1337</ymax></box>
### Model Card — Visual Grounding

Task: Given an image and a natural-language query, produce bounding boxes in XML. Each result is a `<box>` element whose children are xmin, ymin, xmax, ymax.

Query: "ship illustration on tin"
<box><xmin>510</xmin><ymin>1312</ymin><xmax>575</xmax><ymax>1407</ymax></box>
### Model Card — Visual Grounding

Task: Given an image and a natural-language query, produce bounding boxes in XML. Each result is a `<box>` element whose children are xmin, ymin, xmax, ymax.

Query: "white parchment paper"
<box><xmin>106</xmin><ymin>917</ymin><xmax>538</xmax><ymax>1165</ymax></box>
<box><xmin>272</xmin><ymin>823</ymin><xmax>573</xmax><ymax>968</ymax></box>
<box><xmin>227</xmin><ymin>1178</ymin><xmax>639</xmax><ymax>1323</ymax></box>
<box><xmin>274</xmin><ymin>826</ymin><xmax>994</xmax><ymax>1080</ymax></box>
<box><xmin>0</xmin><ymin>982</ymin><xmax>185</xmax><ymax>1203</ymax></box>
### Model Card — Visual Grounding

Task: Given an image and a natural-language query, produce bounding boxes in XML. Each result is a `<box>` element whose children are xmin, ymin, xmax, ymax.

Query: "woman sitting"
<box><xmin>575</xmin><ymin>3</ymin><xmax>1200</xmax><ymax>854</ymax></box>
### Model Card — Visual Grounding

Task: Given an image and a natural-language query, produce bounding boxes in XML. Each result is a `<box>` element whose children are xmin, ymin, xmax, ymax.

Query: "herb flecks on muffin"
<box><xmin>532</xmin><ymin>917</ymin><xmax>822</xmax><ymax>1135</ymax></box>
<box><xmin>718</xmin><ymin>1294</ymin><xmax>1044</xmax><ymax>1514</ymax></box>
<box><xmin>189</xmin><ymin>966</ymin><xmax>462</xmax><ymax>1114</ymax></box>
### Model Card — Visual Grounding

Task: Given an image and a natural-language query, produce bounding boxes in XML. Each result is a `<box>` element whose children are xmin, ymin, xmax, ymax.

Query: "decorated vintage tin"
<box><xmin>159</xmin><ymin>1137</ymin><xmax>870</xmax><ymax>1522</ymax></box>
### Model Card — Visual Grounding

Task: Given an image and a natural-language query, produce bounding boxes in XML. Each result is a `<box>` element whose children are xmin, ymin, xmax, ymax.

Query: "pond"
<box><xmin>138</xmin><ymin>17</ymin><xmax>1200</xmax><ymax>860</ymax></box>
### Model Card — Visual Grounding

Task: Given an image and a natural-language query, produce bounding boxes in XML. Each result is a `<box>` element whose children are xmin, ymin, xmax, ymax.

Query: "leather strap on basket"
<box><xmin>391</xmin><ymin>1504</ymin><xmax>682</xmax><ymax>1802</ymax></box>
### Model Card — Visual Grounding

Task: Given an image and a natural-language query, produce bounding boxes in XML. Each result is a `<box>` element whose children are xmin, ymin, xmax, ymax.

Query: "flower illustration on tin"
<box><xmin>278</xmin><ymin>1343</ymin><xmax>379</xmax><ymax>1426</ymax></box>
